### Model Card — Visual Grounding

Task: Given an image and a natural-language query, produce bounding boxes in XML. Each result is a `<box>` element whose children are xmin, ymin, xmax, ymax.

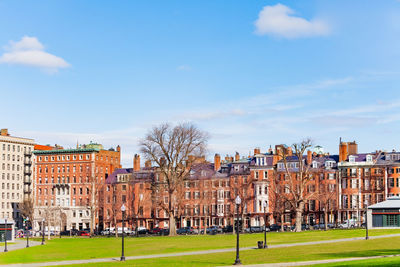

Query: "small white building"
<box><xmin>0</xmin><ymin>218</ymin><xmax>15</xmax><ymax>242</ymax></box>
<box><xmin>367</xmin><ymin>196</ymin><xmax>400</xmax><ymax>229</ymax></box>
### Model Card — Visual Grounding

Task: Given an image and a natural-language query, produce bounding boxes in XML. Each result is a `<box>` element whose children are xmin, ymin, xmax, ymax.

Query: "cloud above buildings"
<box><xmin>254</xmin><ymin>3</ymin><xmax>330</xmax><ymax>39</ymax></box>
<box><xmin>0</xmin><ymin>36</ymin><xmax>70</xmax><ymax>72</ymax></box>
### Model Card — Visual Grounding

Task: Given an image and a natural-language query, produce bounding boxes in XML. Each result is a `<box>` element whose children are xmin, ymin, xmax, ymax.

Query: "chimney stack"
<box><xmin>116</xmin><ymin>145</ymin><xmax>121</xmax><ymax>152</ymax></box>
<box><xmin>145</xmin><ymin>160</ymin><xmax>151</xmax><ymax>168</ymax></box>
<box><xmin>307</xmin><ymin>150</ymin><xmax>312</xmax><ymax>165</ymax></box>
<box><xmin>254</xmin><ymin>148</ymin><xmax>261</xmax><ymax>155</ymax></box>
<box><xmin>348</xmin><ymin>141</ymin><xmax>358</xmax><ymax>155</ymax></box>
<box><xmin>339</xmin><ymin>141</ymin><xmax>348</xmax><ymax>162</ymax></box>
<box><xmin>214</xmin><ymin>154</ymin><xmax>221</xmax><ymax>171</ymax></box>
<box><xmin>235</xmin><ymin>152</ymin><xmax>240</xmax><ymax>162</ymax></box>
<box><xmin>133</xmin><ymin>154</ymin><xmax>140</xmax><ymax>171</ymax></box>
<box><xmin>0</xmin><ymin>129</ymin><xmax>9</xmax><ymax>136</ymax></box>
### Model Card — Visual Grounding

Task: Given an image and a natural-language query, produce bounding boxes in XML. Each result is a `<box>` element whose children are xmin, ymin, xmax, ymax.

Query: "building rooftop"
<box><xmin>33</xmin><ymin>148</ymin><xmax>100</xmax><ymax>154</ymax></box>
<box><xmin>368</xmin><ymin>196</ymin><xmax>400</xmax><ymax>209</ymax></box>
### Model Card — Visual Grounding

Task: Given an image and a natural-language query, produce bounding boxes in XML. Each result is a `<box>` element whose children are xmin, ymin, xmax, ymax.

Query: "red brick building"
<box><xmin>32</xmin><ymin>142</ymin><xmax>121</xmax><ymax>232</ymax></box>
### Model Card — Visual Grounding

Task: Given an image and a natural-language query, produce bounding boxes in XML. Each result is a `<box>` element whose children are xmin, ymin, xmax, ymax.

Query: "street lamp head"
<box><xmin>235</xmin><ymin>195</ymin><xmax>241</xmax><ymax>205</ymax></box>
<box><xmin>121</xmin><ymin>204</ymin><xmax>126</xmax><ymax>212</ymax></box>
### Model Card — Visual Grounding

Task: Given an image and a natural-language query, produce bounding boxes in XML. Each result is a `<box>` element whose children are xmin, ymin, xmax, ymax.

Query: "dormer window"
<box><xmin>312</xmin><ymin>161</ymin><xmax>318</xmax><ymax>169</ymax></box>
<box><xmin>366</xmin><ymin>155</ymin><xmax>372</xmax><ymax>162</ymax></box>
<box><xmin>325</xmin><ymin>161</ymin><xmax>334</xmax><ymax>168</ymax></box>
<box><xmin>349</xmin><ymin>156</ymin><xmax>355</xmax><ymax>163</ymax></box>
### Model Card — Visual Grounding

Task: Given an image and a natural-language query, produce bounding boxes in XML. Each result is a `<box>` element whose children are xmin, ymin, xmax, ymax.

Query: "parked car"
<box><xmin>177</xmin><ymin>227</ymin><xmax>194</xmax><ymax>235</ymax></box>
<box><xmin>269</xmin><ymin>224</ymin><xmax>281</xmax><ymax>232</ymax></box>
<box><xmin>71</xmin><ymin>229</ymin><xmax>80</xmax><ymax>236</ymax></box>
<box><xmin>245</xmin><ymin>226</ymin><xmax>266</xmax><ymax>233</ymax></box>
<box><xmin>206</xmin><ymin>226</ymin><xmax>222</xmax><ymax>235</ymax></box>
<box><xmin>60</xmin><ymin>230</ymin><xmax>71</xmax><ymax>236</ymax></box>
<box><xmin>137</xmin><ymin>227</ymin><xmax>148</xmax><ymax>235</ymax></box>
<box><xmin>339</xmin><ymin>219</ymin><xmax>357</xmax><ymax>228</ymax></box>
<box><xmin>78</xmin><ymin>230</ymin><xmax>90</xmax><ymax>236</ymax></box>
<box><xmin>301</xmin><ymin>224</ymin><xmax>310</xmax><ymax>231</ymax></box>
<box><xmin>222</xmin><ymin>225</ymin><xmax>233</xmax><ymax>233</ymax></box>
<box><xmin>149</xmin><ymin>227</ymin><xmax>163</xmax><ymax>235</ymax></box>
<box><xmin>160</xmin><ymin>228</ymin><xmax>170</xmax><ymax>235</ymax></box>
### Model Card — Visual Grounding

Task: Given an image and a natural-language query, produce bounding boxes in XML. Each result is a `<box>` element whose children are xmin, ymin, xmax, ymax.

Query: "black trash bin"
<box><xmin>257</xmin><ymin>241</ymin><xmax>264</xmax><ymax>249</ymax></box>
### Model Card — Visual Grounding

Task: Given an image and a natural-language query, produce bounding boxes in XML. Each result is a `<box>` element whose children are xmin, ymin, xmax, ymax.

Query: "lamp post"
<box><xmin>120</xmin><ymin>204</ymin><xmax>126</xmax><ymax>261</ymax></box>
<box><xmin>26</xmin><ymin>217</ymin><xmax>30</xmax><ymax>248</ymax></box>
<box><xmin>365</xmin><ymin>200</ymin><xmax>369</xmax><ymax>240</ymax></box>
<box><xmin>41</xmin><ymin>218</ymin><xmax>45</xmax><ymax>245</ymax></box>
<box><xmin>4</xmin><ymin>218</ymin><xmax>8</xmax><ymax>252</ymax></box>
<box><xmin>234</xmin><ymin>195</ymin><xmax>242</xmax><ymax>265</ymax></box>
<box><xmin>263</xmin><ymin>201</ymin><xmax>268</xmax><ymax>248</ymax></box>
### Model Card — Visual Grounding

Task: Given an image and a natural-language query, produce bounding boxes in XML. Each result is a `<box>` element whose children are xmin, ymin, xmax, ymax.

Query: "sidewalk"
<box><xmin>3</xmin><ymin>233</ymin><xmax>400</xmax><ymax>266</ymax></box>
<box><xmin>1</xmin><ymin>239</ymin><xmax>41</xmax><ymax>252</ymax></box>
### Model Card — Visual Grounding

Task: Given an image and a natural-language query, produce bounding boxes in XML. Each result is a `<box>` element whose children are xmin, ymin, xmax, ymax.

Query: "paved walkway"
<box><xmin>1</xmin><ymin>239</ymin><xmax>41</xmax><ymax>253</ymax></box>
<box><xmin>3</xmin><ymin>234</ymin><xmax>400</xmax><ymax>266</ymax></box>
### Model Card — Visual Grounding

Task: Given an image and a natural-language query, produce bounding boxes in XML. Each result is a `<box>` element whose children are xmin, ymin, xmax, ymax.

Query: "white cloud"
<box><xmin>254</xmin><ymin>3</ymin><xmax>330</xmax><ymax>39</ymax></box>
<box><xmin>0</xmin><ymin>36</ymin><xmax>70</xmax><ymax>72</ymax></box>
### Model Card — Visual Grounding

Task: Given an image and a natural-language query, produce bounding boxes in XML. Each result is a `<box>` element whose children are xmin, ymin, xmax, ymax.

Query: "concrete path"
<box><xmin>3</xmin><ymin>233</ymin><xmax>400</xmax><ymax>267</ymax></box>
<box><xmin>1</xmin><ymin>239</ymin><xmax>41</xmax><ymax>252</ymax></box>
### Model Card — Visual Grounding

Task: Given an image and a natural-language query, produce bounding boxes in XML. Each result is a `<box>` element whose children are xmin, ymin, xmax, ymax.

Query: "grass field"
<box><xmin>1</xmin><ymin>229</ymin><xmax>400</xmax><ymax>265</ymax></box>
<box><xmin>52</xmin><ymin>235</ymin><xmax>400</xmax><ymax>266</ymax></box>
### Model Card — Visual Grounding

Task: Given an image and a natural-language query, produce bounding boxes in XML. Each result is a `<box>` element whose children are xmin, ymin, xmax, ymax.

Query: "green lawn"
<box><xmin>0</xmin><ymin>229</ymin><xmax>400</xmax><ymax>265</ymax></box>
<box><xmin>316</xmin><ymin>255</ymin><xmax>400</xmax><ymax>266</ymax></box>
<box><xmin>56</xmin><ymin>236</ymin><xmax>400</xmax><ymax>267</ymax></box>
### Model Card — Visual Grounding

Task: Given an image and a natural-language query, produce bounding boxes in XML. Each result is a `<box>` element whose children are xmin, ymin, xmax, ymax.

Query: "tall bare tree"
<box><xmin>89</xmin><ymin>169</ymin><xmax>104</xmax><ymax>236</ymax></box>
<box><xmin>317</xmin><ymin>180</ymin><xmax>337</xmax><ymax>231</ymax></box>
<box><xmin>140</xmin><ymin>123</ymin><xmax>208</xmax><ymax>236</ymax></box>
<box><xmin>229</xmin><ymin>175</ymin><xmax>255</xmax><ymax>232</ymax></box>
<box><xmin>277</xmin><ymin>139</ymin><xmax>315</xmax><ymax>232</ymax></box>
<box><xmin>19</xmin><ymin>198</ymin><xmax>34</xmax><ymax>223</ymax></box>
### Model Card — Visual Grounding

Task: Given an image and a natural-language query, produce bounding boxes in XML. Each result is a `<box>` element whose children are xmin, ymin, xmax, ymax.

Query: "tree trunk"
<box><xmin>295</xmin><ymin>208</ymin><xmax>302</xmax><ymax>232</ymax></box>
<box><xmin>324</xmin><ymin>211</ymin><xmax>328</xmax><ymax>231</ymax></box>
<box><xmin>169</xmin><ymin>213</ymin><xmax>177</xmax><ymax>236</ymax></box>
<box><xmin>280</xmin><ymin>214</ymin><xmax>284</xmax><ymax>231</ymax></box>
<box><xmin>47</xmin><ymin>222</ymin><xmax>51</xmax><ymax>240</ymax></box>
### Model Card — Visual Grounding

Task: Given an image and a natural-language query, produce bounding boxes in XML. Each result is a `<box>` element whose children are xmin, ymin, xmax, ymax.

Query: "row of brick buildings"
<box><xmin>100</xmin><ymin>141</ymin><xmax>400</xmax><ymax>231</ymax></box>
<box><xmin>2</xmin><ymin>128</ymin><xmax>399</xmax><ymax>232</ymax></box>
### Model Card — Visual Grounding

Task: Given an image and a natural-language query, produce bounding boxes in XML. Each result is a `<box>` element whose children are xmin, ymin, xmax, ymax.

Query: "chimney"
<box><xmin>348</xmin><ymin>141</ymin><xmax>358</xmax><ymax>155</ymax></box>
<box><xmin>214</xmin><ymin>154</ymin><xmax>221</xmax><ymax>171</ymax></box>
<box><xmin>235</xmin><ymin>152</ymin><xmax>240</xmax><ymax>161</ymax></box>
<box><xmin>339</xmin><ymin>141</ymin><xmax>348</xmax><ymax>162</ymax></box>
<box><xmin>268</xmin><ymin>146</ymin><xmax>273</xmax><ymax>154</ymax></box>
<box><xmin>116</xmin><ymin>145</ymin><xmax>121</xmax><ymax>152</ymax></box>
<box><xmin>254</xmin><ymin>148</ymin><xmax>260</xmax><ymax>155</ymax></box>
<box><xmin>287</xmin><ymin>147</ymin><xmax>293</xmax><ymax>156</ymax></box>
<box><xmin>307</xmin><ymin>150</ymin><xmax>312</xmax><ymax>165</ymax></box>
<box><xmin>133</xmin><ymin>154</ymin><xmax>140</xmax><ymax>171</ymax></box>
<box><xmin>0</xmin><ymin>129</ymin><xmax>9</xmax><ymax>136</ymax></box>
<box><xmin>145</xmin><ymin>160</ymin><xmax>151</xmax><ymax>168</ymax></box>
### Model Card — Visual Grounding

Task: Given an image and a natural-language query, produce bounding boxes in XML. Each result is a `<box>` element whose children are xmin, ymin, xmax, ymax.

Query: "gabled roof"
<box><xmin>368</xmin><ymin>196</ymin><xmax>400</xmax><ymax>209</ymax></box>
<box><xmin>106</xmin><ymin>168</ymin><xmax>133</xmax><ymax>184</ymax></box>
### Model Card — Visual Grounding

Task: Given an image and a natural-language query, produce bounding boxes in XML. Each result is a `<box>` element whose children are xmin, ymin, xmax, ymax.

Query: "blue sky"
<box><xmin>2</xmin><ymin>0</ymin><xmax>400</xmax><ymax>166</ymax></box>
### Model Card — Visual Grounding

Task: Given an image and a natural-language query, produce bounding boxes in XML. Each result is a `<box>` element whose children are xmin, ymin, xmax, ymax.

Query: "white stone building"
<box><xmin>0</xmin><ymin>129</ymin><xmax>35</xmax><ymax>228</ymax></box>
